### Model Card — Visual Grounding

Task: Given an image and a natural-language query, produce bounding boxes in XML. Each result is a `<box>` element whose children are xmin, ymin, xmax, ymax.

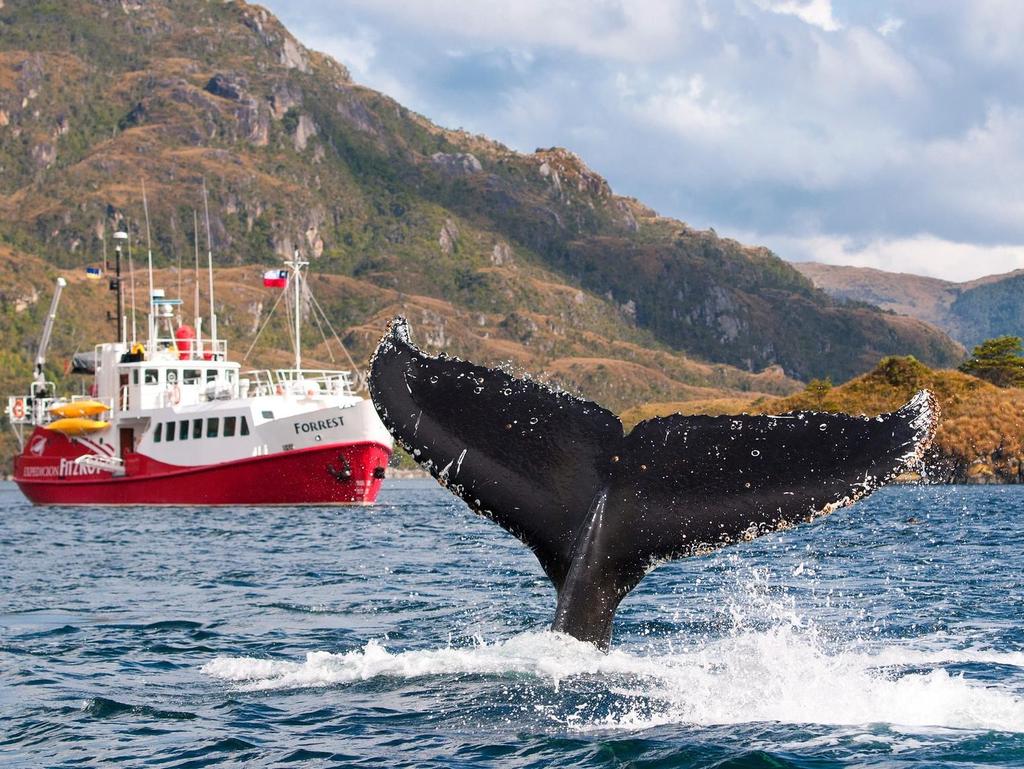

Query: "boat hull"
<box><xmin>14</xmin><ymin>438</ymin><xmax>391</xmax><ymax>506</ymax></box>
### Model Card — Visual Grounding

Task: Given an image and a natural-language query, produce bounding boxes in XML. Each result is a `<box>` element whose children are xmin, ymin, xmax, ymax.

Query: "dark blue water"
<box><xmin>2</xmin><ymin>480</ymin><xmax>1024</xmax><ymax>767</ymax></box>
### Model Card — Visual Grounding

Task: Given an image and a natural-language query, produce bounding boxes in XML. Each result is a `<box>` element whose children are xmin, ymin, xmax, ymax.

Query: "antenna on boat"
<box><xmin>142</xmin><ymin>179</ymin><xmax>155</xmax><ymax>346</ymax></box>
<box><xmin>193</xmin><ymin>208</ymin><xmax>203</xmax><ymax>357</ymax></box>
<box><xmin>286</xmin><ymin>248</ymin><xmax>308</xmax><ymax>373</ymax></box>
<box><xmin>202</xmin><ymin>178</ymin><xmax>217</xmax><ymax>351</ymax></box>
<box><xmin>175</xmin><ymin>216</ymin><xmax>183</xmax><ymax>304</ymax></box>
<box><xmin>127</xmin><ymin>218</ymin><xmax>138</xmax><ymax>344</ymax></box>
<box><xmin>112</xmin><ymin>230</ymin><xmax>127</xmax><ymax>344</ymax></box>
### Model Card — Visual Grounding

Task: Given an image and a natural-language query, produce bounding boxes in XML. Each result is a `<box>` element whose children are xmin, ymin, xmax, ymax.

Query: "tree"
<box><xmin>959</xmin><ymin>336</ymin><xmax>1024</xmax><ymax>387</ymax></box>
<box><xmin>804</xmin><ymin>377</ymin><xmax>832</xmax><ymax>406</ymax></box>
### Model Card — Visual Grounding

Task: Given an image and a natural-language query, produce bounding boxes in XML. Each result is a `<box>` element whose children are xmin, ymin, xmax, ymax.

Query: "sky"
<box><xmin>263</xmin><ymin>0</ymin><xmax>1024</xmax><ymax>283</ymax></box>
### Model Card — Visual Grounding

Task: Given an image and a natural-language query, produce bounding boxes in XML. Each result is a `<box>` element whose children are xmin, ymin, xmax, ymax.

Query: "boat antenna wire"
<box><xmin>241</xmin><ymin>281</ymin><xmax>289</xmax><ymax>363</ymax></box>
<box><xmin>202</xmin><ymin>178</ymin><xmax>217</xmax><ymax>347</ymax></box>
<box><xmin>303</xmin><ymin>282</ymin><xmax>362</xmax><ymax>387</ymax></box>
<box><xmin>304</xmin><ymin>280</ymin><xmax>335</xmax><ymax>363</ymax></box>
<box><xmin>142</xmin><ymin>179</ymin><xmax>155</xmax><ymax>346</ymax></box>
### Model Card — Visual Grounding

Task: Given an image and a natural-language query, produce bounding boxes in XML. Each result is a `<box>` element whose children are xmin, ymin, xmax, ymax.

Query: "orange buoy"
<box><xmin>175</xmin><ymin>325</ymin><xmax>196</xmax><ymax>360</ymax></box>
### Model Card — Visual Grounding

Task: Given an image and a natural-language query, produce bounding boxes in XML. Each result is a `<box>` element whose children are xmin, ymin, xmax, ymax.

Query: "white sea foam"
<box><xmin>202</xmin><ymin>626</ymin><xmax>1024</xmax><ymax>733</ymax></box>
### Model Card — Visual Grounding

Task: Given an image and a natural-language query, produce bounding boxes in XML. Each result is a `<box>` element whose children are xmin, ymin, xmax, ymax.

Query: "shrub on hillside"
<box><xmin>959</xmin><ymin>336</ymin><xmax>1024</xmax><ymax>388</ymax></box>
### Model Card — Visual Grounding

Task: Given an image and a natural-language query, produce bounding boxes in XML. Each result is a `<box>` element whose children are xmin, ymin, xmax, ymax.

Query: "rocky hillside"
<box><xmin>795</xmin><ymin>262</ymin><xmax>1024</xmax><ymax>349</ymax></box>
<box><xmin>0</xmin><ymin>0</ymin><xmax>962</xmax><ymax>419</ymax></box>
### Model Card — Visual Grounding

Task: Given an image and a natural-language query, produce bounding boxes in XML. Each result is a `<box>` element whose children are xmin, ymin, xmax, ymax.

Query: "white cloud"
<box><xmin>758</xmin><ymin>0</ymin><xmax>841</xmax><ymax>31</ymax></box>
<box><xmin>319</xmin><ymin>0</ymin><xmax>691</xmax><ymax>63</ymax></box>
<box><xmin>877</xmin><ymin>16</ymin><xmax>903</xmax><ymax>37</ymax></box>
<box><xmin>960</xmin><ymin>0</ymin><xmax>1024</xmax><ymax>65</ymax></box>
<box><xmin>767</xmin><ymin>233</ymin><xmax>1024</xmax><ymax>283</ymax></box>
<box><xmin>615</xmin><ymin>72</ymin><xmax>743</xmax><ymax>135</ymax></box>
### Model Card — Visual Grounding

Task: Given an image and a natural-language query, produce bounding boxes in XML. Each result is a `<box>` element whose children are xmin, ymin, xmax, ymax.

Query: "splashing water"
<box><xmin>204</xmin><ymin>624</ymin><xmax>1024</xmax><ymax>733</ymax></box>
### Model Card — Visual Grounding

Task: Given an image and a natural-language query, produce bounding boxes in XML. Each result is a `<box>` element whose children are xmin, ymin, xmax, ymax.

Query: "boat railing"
<box><xmin>242</xmin><ymin>368</ymin><xmax>357</xmax><ymax>398</ymax></box>
<box><xmin>104</xmin><ymin>336</ymin><xmax>229</xmax><ymax>363</ymax></box>
<box><xmin>6</xmin><ymin>392</ymin><xmax>115</xmax><ymax>427</ymax></box>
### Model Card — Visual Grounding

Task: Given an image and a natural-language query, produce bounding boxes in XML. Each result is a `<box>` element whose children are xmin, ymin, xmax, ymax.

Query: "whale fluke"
<box><xmin>369</xmin><ymin>317</ymin><xmax>938</xmax><ymax>648</ymax></box>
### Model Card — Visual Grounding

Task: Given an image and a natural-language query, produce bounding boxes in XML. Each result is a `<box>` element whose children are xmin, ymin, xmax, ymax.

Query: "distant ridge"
<box><xmin>794</xmin><ymin>262</ymin><xmax>1024</xmax><ymax>348</ymax></box>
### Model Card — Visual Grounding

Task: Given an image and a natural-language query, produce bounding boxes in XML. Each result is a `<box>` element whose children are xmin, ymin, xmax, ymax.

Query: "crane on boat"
<box><xmin>33</xmin><ymin>277</ymin><xmax>67</xmax><ymax>398</ymax></box>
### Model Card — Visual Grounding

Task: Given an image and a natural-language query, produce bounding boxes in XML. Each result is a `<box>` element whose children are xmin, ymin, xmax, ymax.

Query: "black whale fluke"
<box><xmin>369</xmin><ymin>317</ymin><xmax>939</xmax><ymax>649</ymax></box>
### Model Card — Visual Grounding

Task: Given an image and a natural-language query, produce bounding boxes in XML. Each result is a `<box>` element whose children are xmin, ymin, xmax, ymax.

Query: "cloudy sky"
<box><xmin>264</xmin><ymin>0</ymin><xmax>1024</xmax><ymax>282</ymax></box>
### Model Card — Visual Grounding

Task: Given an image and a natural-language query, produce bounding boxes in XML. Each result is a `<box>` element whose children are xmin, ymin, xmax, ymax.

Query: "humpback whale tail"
<box><xmin>369</xmin><ymin>317</ymin><xmax>938</xmax><ymax>649</ymax></box>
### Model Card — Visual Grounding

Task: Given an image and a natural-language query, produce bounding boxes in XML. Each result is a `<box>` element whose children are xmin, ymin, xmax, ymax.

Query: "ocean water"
<box><xmin>2</xmin><ymin>479</ymin><xmax>1024</xmax><ymax>768</ymax></box>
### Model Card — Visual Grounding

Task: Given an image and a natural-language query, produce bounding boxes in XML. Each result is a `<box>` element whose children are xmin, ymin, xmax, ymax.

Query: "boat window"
<box><xmin>145</xmin><ymin>369</ymin><xmax>159</xmax><ymax>385</ymax></box>
<box><xmin>167</xmin><ymin>370</ymin><xmax>179</xmax><ymax>385</ymax></box>
<box><xmin>227</xmin><ymin>371</ymin><xmax>235</xmax><ymax>383</ymax></box>
<box><xmin>261</xmin><ymin>410</ymin><xmax>274</xmax><ymax>420</ymax></box>
<box><xmin>223</xmin><ymin>416</ymin><xmax>236</xmax><ymax>437</ymax></box>
<box><xmin>192</xmin><ymin>418</ymin><xmax>203</xmax><ymax>439</ymax></box>
<box><xmin>207</xmin><ymin>418</ymin><xmax>219</xmax><ymax>438</ymax></box>
<box><xmin>154</xmin><ymin>423</ymin><xmax>162</xmax><ymax>443</ymax></box>
<box><xmin>240</xmin><ymin>416</ymin><xmax>250</xmax><ymax>436</ymax></box>
<box><xmin>132</xmin><ymin>369</ymin><xmax>139</xmax><ymax>385</ymax></box>
<box><xmin>165</xmin><ymin>421</ymin><xmax>175</xmax><ymax>441</ymax></box>
<box><xmin>179</xmin><ymin>421</ymin><xmax>188</xmax><ymax>441</ymax></box>
<box><xmin>184</xmin><ymin>369</ymin><xmax>201</xmax><ymax>385</ymax></box>
<box><xmin>207</xmin><ymin>369</ymin><xmax>217</xmax><ymax>383</ymax></box>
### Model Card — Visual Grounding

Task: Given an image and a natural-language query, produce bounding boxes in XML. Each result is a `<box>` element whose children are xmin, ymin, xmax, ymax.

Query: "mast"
<box><xmin>193</xmin><ymin>209</ymin><xmax>202</xmax><ymax>357</ymax></box>
<box><xmin>142</xmin><ymin>180</ymin><xmax>155</xmax><ymax>346</ymax></box>
<box><xmin>202</xmin><ymin>179</ymin><xmax>217</xmax><ymax>349</ymax></box>
<box><xmin>287</xmin><ymin>249</ymin><xmax>308</xmax><ymax>372</ymax></box>
<box><xmin>112</xmin><ymin>230</ymin><xmax>127</xmax><ymax>343</ymax></box>
<box><xmin>127</xmin><ymin>222</ymin><xmax>137</xmax><ymax>344</ymax></box>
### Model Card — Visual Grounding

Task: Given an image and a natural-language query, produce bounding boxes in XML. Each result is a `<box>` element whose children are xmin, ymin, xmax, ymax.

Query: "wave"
<box><xmin>81</xmin><ymin>697</ymin><xmax>197</xmax><ymax>721</ymax></box>
<box><xmin>202</xmin><ymin>627</ymin><xmax>1024</xmax><ymax>733</ymax></box>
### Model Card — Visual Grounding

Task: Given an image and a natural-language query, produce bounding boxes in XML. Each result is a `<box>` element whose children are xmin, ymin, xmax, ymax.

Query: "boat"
<box><xmin>5</xmin><ymin>213</ymin><xmax>393</xmax><ymax>506</ymax></box>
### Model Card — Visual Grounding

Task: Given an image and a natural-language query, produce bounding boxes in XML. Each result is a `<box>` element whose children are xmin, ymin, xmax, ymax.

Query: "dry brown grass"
<box><xmin>628</xmin><ymin>356</ymin><xmax>1024</xmax><ymax>483</ymax></box>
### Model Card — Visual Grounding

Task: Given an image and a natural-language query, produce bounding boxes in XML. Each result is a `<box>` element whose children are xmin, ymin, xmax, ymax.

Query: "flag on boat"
<box><xmin>263</xmin><ymin>269</ymin><xmax>288</xmax><ymax>288</ymax></box>
<box><xmin>85</xmin><ymin>266</ymin><xmax>102</xmax><ymax>280</ymax></box>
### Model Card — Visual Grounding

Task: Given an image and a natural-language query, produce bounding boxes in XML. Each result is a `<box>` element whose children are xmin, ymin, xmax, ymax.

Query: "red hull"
<box><xmin>15</xmin><ymin>433</ymin><xmax>391</xmax><ymax>505</ymax></box>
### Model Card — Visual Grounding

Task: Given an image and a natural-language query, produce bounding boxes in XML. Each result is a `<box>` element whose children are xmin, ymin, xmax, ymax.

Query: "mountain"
<box><xmin>0</xmin><ymin>0</ymin><xmax>962</xmax><ymax>421</ymax></box>
<box><xmin>794</xmin><ymin>262</ymin><xmax>1024</xmax><ymax>350</ymax></box>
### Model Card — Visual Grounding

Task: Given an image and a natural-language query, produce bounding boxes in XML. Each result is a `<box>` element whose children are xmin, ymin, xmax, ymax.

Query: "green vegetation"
<box><xmin>959</xmin><ymin>336</ymin><xmax>1024</xmax><ymax>388</ymax></box>
<box><xmin>803</xmin><ymin>377</ymin><xmax>833</xmax><ymax>406</ymax></box>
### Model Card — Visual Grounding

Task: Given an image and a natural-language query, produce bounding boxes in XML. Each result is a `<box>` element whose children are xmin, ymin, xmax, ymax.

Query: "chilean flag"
<box><xmin>263</xmin><ymin>269</ymin><xmax>288</xmax><ymax>288</ymax></box>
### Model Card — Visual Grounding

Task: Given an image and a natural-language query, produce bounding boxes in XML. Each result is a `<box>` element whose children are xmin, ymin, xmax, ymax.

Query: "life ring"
<box><xmin>11</xmin><ymin>398</ymin><xmax>25</xmax><ymax>420</ymax></box>
<box><xmin>169</xmin><ymin>384</ymin><xmax>181</xmax><ymax>405</ymax></box>
<box><xmin>275</xmin><ymin>384</ymin><xmax>284</xmax><ymax>396</ymax></box>
<box><xmin>306</xmin><ymin>388</ymin><xmax>317</xmax><ymax>399</ymax></box>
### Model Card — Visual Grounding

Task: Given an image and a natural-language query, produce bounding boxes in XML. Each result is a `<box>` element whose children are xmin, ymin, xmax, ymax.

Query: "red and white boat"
<box><xmin>6</xmin><ymin>240</ymin><xmax>392</xmax><ymax>506</ymax></box>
